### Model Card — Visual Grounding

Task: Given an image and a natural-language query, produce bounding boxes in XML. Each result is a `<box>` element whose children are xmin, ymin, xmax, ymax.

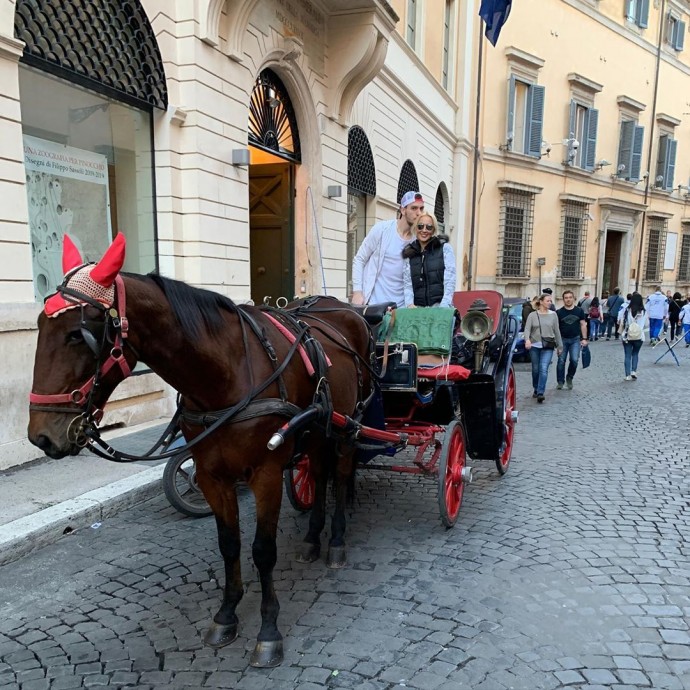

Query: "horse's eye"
<box><xmin>66</xmin><ymin>330</ymin><xmax>84</xmax><ymax>344</ymax></box>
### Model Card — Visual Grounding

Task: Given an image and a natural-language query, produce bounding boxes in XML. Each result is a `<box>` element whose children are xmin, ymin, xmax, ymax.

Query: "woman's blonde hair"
<box><xmin>415</xmin><ymin>212</ymin><xmax>439</xmax><ymax>234</ymax></box>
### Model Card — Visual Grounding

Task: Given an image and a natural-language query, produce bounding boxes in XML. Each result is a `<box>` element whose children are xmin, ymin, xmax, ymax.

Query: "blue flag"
<box><xmin>479</xmin><ymin>0</ymin><xmax>513</xmax><ymax>46</ymax></box>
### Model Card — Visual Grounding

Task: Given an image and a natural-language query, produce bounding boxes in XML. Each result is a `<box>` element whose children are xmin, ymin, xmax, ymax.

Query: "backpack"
<box><xmin>589</xmin><ymin>305</ymin><xmax>600</xmax><ymax>319</ymax></box>
<box><xmin>623</xmin><ymin>308</ymin><xmax>643</xmax><ymax>341</ymax></box>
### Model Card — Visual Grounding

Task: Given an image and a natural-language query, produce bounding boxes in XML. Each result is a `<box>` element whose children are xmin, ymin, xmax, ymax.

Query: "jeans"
<box><xmin>557</xmin><ymin>336</ymin><xmax>581</xmax><ymax>384</ymax></box>
<box><xmin>684</xmin><ymin>323</ymin><xmax>690</xmax><ymax>344</ymax></box>
<box><xmin>605</xmin><ymin>313</ymin><xmax>619</xmax><ymax>338</ymax></box>
<box><xmin>623</xmin><ymin>340</ymin><xmax>643</xmax><ymax>376</ymax></box>
<box><xmin>649</xmin><ymin>318</ymin><xmax>663</xmax><ymax>341</ymax></box>
<box><xmin>589</xmin><ymin>320</ymin><xmax>601</xmax><ymax>340</ymax></box>
<box><xmin>529</xmin><ymin>346</ymin><xmax>554</xmax><ymax>395</ymax></box>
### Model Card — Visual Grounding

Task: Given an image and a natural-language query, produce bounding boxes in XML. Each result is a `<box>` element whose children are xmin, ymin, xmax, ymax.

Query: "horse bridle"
<box><xmin>29</xmin><ymin>274</ymin><xmax>133</xmax><ymax>446</ymax></box>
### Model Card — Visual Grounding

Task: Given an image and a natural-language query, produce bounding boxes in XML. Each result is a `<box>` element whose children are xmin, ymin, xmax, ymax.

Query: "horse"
<box><xmin>27</xmin><ymin>234</ymin><xmax>375</xmax><ymax>667</ymax></box>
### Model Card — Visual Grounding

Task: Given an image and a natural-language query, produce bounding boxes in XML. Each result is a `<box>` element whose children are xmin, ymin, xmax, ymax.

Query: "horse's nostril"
<box><xmin>35</xmin><ymin>434</ymin><xmax>52</xmax><ymax>451</ymax></box>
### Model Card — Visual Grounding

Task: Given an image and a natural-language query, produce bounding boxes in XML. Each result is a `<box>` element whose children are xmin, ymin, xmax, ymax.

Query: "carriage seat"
<box><xmin>350</xmin><ymin>302</ymin><xmax>396</xmax><ymax>326</ymax></box>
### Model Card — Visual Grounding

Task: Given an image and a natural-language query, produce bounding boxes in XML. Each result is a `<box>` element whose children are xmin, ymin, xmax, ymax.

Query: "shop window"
<box><xmin>20</xmin><ymin>67</ymin><xmax>156</xmax><ymax>301</ymax></box>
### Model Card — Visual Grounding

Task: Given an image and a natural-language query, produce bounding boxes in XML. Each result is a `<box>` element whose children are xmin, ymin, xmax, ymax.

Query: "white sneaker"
<box><xmin>631</xmin><ymin>371</ymin><xmax>637</xmax><ymax>379</ymax></box>
<box><xmin>625</xmin><ymin>375</ymin><xmax>632</xmax><ymax>381</ymax></box>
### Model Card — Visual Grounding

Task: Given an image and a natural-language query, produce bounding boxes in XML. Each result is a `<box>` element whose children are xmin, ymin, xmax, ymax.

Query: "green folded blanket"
<box><xmin>380</xmin><ymin>307</ymin><xmax>456</xmax><ymax>356</ymax></box>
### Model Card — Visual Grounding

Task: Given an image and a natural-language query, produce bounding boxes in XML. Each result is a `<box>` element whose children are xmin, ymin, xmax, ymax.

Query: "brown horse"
<box><xmin>27</xmin><ymin>235</ymin><xmax>374</xmax><ymax>667</ymax></box>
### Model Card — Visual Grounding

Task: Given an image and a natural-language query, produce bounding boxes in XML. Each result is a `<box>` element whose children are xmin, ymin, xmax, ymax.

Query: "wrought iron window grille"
<box><xmin>643</xmin><ymin>218</ymin><xmax>668</xmax><ymax>283</ymax></box>
<box><xmin>678</xmin><ymin>231</ymin><xmax>690</xmax><ymax>282</ymax></box>
<box><xmin>396</xmin><ymin>160</ymin><xmax>420</xmax><ymax>205</ymax></box>
<box><xmin>347</xmin><ymin>126</ymin><xmax>376</xmax><ymax>197</ymax></box>
<box><xmin>497</xmin><ymin>189</ymin><xmax>535</xmax><ymax>278</ymax></box>
<box><xmin>558</xmin><ymin>201</ymin><xmax>589</xmax><ymax>280</ymax></box>
<box><xmin>434</xmin><ymin>185</ymin><xmax>447</xmax><ymax>229</ymax></box>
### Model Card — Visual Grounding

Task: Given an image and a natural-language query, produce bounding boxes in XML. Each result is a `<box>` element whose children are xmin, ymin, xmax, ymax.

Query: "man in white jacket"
<box><xmin>351</xmin><ymin>191</ymin><xmax>425</xmax><ymax>307</ymax></box>
<box><xmin>646</xmin><ymin>286</ymin><xmax>669</xmax><ymax>344</ymax></box>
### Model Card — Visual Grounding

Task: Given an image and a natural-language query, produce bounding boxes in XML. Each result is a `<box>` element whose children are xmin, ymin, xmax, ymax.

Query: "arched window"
<box><xmin>396</xmin><ymin>160</ymin><xmax>420</xmax><ymax>204</ymax></box>
<box><xmin>435</xmin><ymin>183</ymin><xmax>449</xmax><ymax>232</ymax></box>
<box><xmin>249</xmin><ymin>69</ymin><xmax>301</xmax><ymax>163</ymax></box>
<box><xmin>347</xmin><ymin>126</ymin><xmax>376</xmax><ymax>197</ymax></box>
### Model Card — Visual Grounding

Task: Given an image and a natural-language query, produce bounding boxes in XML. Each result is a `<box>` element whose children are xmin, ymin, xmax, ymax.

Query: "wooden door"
<box><xmin>603</xmin><ymin>231</ymin><xmax>623</xmax><ymax>293</ymax></box>
<box><xmin>249</xmin><ymin>164</ymin><xmax>293</xmax><ymax>305</ymax></box>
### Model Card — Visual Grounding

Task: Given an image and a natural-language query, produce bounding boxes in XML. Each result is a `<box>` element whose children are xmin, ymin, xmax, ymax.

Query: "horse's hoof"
<box><xmin>327</xmin><ymin>545</ymin><xmax>347</xmax><ymax>569</ymax></box>
<box><xmin>295</xmin><ymin>543</ymin><xmax>320</xmax><ymax>563</ymax></box>
<box><xmin>203</xmin><ymin>621</ymin><xmax>238</xmax><ymax>648</ymax></box>
<box><xmin>250</xmin><ymin>639</ymin><xmax>284</xmax><ymax>667</ymax></box>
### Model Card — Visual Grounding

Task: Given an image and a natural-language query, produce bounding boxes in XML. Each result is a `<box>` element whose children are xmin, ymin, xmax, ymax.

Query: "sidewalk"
<box><xmin>0</xmin><ymin>421</ymin><xmax>172</xmax><ymax>566</ymax></box>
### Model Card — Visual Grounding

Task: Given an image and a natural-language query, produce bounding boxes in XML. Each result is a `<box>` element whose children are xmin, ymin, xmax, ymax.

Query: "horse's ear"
<box><xmin>62</xmin><ymin>234</ymin><xmax>83</xmax><ymax>274</ymax></box>
<box><xmin>90</xmin><ymin>233</ymin><xmax>126</xmax><ymax>287</ymax></box>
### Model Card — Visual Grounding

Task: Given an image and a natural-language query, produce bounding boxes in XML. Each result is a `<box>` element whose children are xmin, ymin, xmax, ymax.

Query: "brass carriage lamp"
<box><xmin>460</xmin><ymin>298</ymin><xmax>493</xmax><ymax>373</ymax></box>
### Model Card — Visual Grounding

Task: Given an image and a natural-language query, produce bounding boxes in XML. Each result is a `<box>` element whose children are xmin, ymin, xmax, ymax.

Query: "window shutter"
<box><xmin>630</xmin><ymin>125</ymin><xmax>644</xmax><ymax>181</ymax></box>
<box><xmin>584</xmin><ymin>108</ymin><xmax>599</xmax><ymax>170</ymax></box>
<box><xmin>527</xmin><ymin>84</ymin><xmax>545</xmax><ymax>157</ymax></box>
<box><xmin>675</xmin><ymin>20</ymin><xmax>686</xmax><ymax>50</ymax></box>
<box><xmin>656</xmin><ymin>134</ymin><xmax>669</xmax><ymax>187</ymax></box>
<box><xmin>568</xmin><ymin>100</ymin><xmax>577</xmax><ymax>139</ymax></box>
<box><xmin>638</xmin><ymin>0</ymin><xmax>650</xmax><ymax>28</ymax></box>
<box><xmin>507</xmin><ymin>76</ymin><xmax>516</xmax><ymax>149</ymax></box>
<box><xmin>625</xmin><ymin>0</ymin><xmax>635</xmax><ymax>21</ymax></box>
<box><xmin>617</xmin><ymin>120</ymin><xmax>634</xmax><ymax>178</ymax></box>
<box><xmin>665</xmin><ymin>138</ymin><xmax>677</xmax><ymax>190</ymax></box>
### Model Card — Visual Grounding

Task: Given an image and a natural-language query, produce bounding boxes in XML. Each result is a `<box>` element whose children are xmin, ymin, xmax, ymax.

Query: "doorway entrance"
<box><xmin>602</xmin><ymin>231</ymin><xmax>623</xmax><ymax>293</ymax></box>
<box><xmin>249</xmin><ymin>162</ymin><xmax>294</xmax><ymax>304</ymax></box>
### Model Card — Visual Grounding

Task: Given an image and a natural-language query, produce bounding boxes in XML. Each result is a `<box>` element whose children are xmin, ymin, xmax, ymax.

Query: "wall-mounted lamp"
<box><xmin>231</xmin><ymin>148</ymin><xmax>250</xmax><ymax>166</ymax></box>
<box><xmin>326</xmin><ymin>185</ymin><xmax>342</xmax><ymax>198</ymax></box>
<box><xmin>594</xmin><ymin>159</ymin><xmax>611</xmax><ymax>171</ymax></box>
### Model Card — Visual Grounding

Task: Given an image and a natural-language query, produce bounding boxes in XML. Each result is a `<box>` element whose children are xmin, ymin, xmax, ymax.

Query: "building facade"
<box><xmin>472</xmin><ymin>0</ymin><xmax>690</xmax><ymax>303</ymax></box>
<box><xmin>0</xmin><ymin>0</ymin><xmax>476</xmax><ymax>470</ymax></box>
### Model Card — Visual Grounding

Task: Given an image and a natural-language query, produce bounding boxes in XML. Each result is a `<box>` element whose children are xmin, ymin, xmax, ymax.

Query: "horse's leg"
<box><xmin>249</xmin><ymin>464</ymin><xmax>284</xmax><ymax>668</ymax></box>
<box><xmin>202</xmin><ymin>486</ymin><xmax>243</xmax><ymax>649</ymax></box>
<box><xmin>296</xmin><ymin>450</ymin><xmax>327</xmax><ymax>563</ymax></box>
<box><xmin>326</xmin><ymin>446</ymin><xmax>355</xmax><ymax>569</ymax></box>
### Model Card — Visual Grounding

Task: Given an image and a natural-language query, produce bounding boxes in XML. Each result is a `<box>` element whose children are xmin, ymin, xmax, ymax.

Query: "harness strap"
<box><xmin>181</xmin><ymin>398</ymin><xmax>301</xmax><ymax>427</ymax></box>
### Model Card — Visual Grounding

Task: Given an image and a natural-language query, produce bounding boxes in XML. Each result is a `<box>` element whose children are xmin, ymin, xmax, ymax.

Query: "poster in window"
<box><xmin>664</xmin><ymin>232</ymin><xmax>677</xmax><ymax>271</ymax></box>
<box><xmin>23</xmin><ymin>135</ymin><xmax>112</xmax><ymax>301</ymax></box>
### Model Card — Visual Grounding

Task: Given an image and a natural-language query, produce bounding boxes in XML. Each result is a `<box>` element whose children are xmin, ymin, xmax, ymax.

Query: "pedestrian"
<box><xmin>601</xmin><ymin>289</ymin><xmax>610</xmax><ymax>333</ymax></box>
<box><xmin>668</xmin><ymin>291</ymin><xmax>683</xmax><ymax>340</ymax></box>
<box><xmin>351</xmin><ymin>191</ymin><xmax>424</xmax><ymax>307</ymax></box>
<box><xmin>578</xmin><ymin>290</ymin><xmax>592</xmax><ymax>333</ymax></box>
<box><xmin>542</xmin><ymin>287</ymin><xmax>557</xmax><ymax>311</ymax></box>
<box><xmin>524</xmin><ymin>293</ymin><xmax>563</xmax><ymax>403</ymax></box>
<box><xmin>618</xmin><ymin>292</ymin><xmax>646</xmax><ymax>380</ymax></box>
<box><xmin>402</xmin><ymin>212</ymin><xmax>456</xmax><ymax>307</ymax></box>
<box><xmin>604</xmin><ymin>288</ymin><xmax>624</xmax><ymax>340</ymax></box>
<box><xmin>645</xmin><ymin>286</ymin><xmax>668</xmax><ymax>345</ymax></box>
<box><xmin>521</xmin><ymin>296</ymin><xmax>535</xmax><ymax>330</ymax></box>
<box><xmin>679</xmin><ymin>300</ymin><xmax>690</xmax><ymax>347</ymax></box>
<box><xmin>555</xmin><ymin>290</ymin><xmax>588</xmax><ymax>391</ymax></box>
<box><xmin>588</xmin><ymin>297</ymin><xmax>603</xmax><ymax>340</ymax></box>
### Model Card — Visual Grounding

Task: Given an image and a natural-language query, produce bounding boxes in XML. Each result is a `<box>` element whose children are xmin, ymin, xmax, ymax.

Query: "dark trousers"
<box><xmin>605</xmin><ymin>314</ymin><xmax>620</xmax><ymax>339</ymax></box>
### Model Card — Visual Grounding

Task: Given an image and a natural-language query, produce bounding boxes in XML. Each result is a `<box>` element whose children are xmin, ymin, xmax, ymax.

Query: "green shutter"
<box><xmin>630</xmin><ymin>125</ymin><xmax>644</xmax><ymax>182</ymax></box>
<box><xmin>584</xmin><ymin>108</ymin><xmax>599</xmax><ymax>170</ymax></box>
<box><xmin>617</xmin><ymin>120</ymin><xmax>634</xmax><ymax>178</ymax></box>
<box><xmin>665</xmin><ymin>138</ymin><xmax>677</xmax><ymax>190</ymax></box>
<box><xmin>507</xmin><ymin>76</ymin><xmax>516</xmax><ymax>149</ymax></box>
<box><xmin>527</xmin><ymin>84</ymin><xmax>545</xmax><ymax>158</ymax></box>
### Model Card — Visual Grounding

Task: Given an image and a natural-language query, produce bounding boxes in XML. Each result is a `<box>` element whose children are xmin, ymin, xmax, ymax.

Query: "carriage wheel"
<box><xmin>438</xmin><ymin>420</ymin><xmax>467</xmax><ymax>528</ymax></box>
<box><xmin>162</xmin><ymin>451</ymin><xmax>213</xmax><ymax>518</ymax></box>
<box><xmin>496</xmin><ymin>365</ymin><xmax>517</xmax><ymax>475</ymax></box>
<box><xmin>283</xmin><ymin>454</ymin><xmax>315</xmax><ymax>512</ymax></box>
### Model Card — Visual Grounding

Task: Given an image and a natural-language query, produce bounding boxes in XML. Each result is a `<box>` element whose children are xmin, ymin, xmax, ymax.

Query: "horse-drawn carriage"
<box><xmin>165</xmin><ymin>289</ymin><xmax>520</xmax><ymax>528</ymax></box>
<box><xmin>27</xmin><ymin>234</ymin><xmax>519</xmax><ymax>667</ymax></box>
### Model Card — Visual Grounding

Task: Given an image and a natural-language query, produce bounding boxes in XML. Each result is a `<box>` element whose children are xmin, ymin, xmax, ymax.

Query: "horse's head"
<box><xmin>28</xmin><ymin>234</ymin><xmax>135</xmax><ymax>458</ymax></box>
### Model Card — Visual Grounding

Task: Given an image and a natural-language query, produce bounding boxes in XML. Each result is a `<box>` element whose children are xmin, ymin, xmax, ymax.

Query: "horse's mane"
<box><xmin>138</xmin><ymin>273</ymin><xmax>238</xmax><ymax>339</ymax></box>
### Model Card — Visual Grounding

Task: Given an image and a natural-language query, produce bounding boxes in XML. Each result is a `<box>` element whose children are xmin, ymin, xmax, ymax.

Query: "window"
<box><xmin>406</xmin><ymin>0</ymin><xmax>417</xmax><ymax>48</ymax></box>
<box><xmin>397</xmin><ymin>160</ymin><xmax>420</xmax><ymax>204</ymax></box>
<box><xmin>644</xmin><ymin>218</ymin><xmax>668</xmax><ymax>283</ymax></box>
<box><xmin>442</xmin><ymin>1</ymin><xmax>453</xmax><ymax>90</ymax></box>
<box><xmin>666</xmin><ymin>12</ymin><xmax>686</xmax><ymax>51</ymax></box>
<box><xmin>625</xmin><ymin>0</ymin><xmax>649</xmax><ymax>28</ymax></box>
<box><xmin>567</xmin><ymin>101</ymin><xmax>599</xmax><ymax>170</ymax></box>
<box><xmin>498</xmin><ymin>189</ymin><xmax>535</xmax><ymax>278</ymax></box>
<box><xmin>507</xmin><ymin>76</ymin><xmax>545</xmax><ymax>157</ymax></box>
<box><xmin>559</xmin><ymin>202</ymin><xmax>589</xmax><ymax>280</ymax></box>
<box><xmin>434</xmin><ymin>183</ymin><xmax>448</xmax><ymax>232</ymax></box>
<box><xmin>655</xmin><ymin>134</ymin><xmax>678</xmax><ymax>191</ymax></box>
<box><xmin>678</xmin><ymin>230</ymin><xmax>690</xmax><ymax>282</ymax></box>
<box><xmin>617</xmin><ymin>120</ymin><xmax>645</xmax><ymax>181</ymax></box>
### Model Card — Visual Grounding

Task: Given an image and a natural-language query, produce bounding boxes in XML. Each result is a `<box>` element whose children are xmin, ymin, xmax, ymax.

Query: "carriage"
<box><xmin>165</xmin><ymin>289</ymin><xmax>520</xmax><ymax>528</ymax></box>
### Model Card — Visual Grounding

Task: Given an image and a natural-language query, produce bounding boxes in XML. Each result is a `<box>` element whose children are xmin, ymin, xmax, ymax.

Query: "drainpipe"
<box><xmin>635</xmin><ymin>0</ymin><xmax>665</xmax><ymax>291</ymax></box>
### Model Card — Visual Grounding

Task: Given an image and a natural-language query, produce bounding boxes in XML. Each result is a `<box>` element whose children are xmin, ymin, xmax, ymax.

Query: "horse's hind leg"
<box><xmin>203</xmin><ymin>486</ymin><xmax>243</xmax><ymax>648</ymax></box>
<box><xmin>327</xmin><ymin>448</ymin><xmax>355</xmax><ymax>569</ymax></box>
<box><xmin>249</xmin><ymin>464</ymin><xmax>285</xmax><ymax>667</ymax></box>
<box><xmin>296</xmin><ymin>451</ymin><xmax>327</xmax><ymax>563</ymax></box>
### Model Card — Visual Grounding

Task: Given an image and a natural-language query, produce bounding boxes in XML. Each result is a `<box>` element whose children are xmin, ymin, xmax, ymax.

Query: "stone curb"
<box><xmin>0</xmin><ymin>464</ymin><xmax>165</xmax><ymax>567</ymax></box>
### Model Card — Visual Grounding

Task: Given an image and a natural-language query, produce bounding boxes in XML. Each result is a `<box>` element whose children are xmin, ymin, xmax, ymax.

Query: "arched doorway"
<box><xmin>248</xmin><ymin>68</ymin><xmax>300</xmax><ymax>305</ymax></box>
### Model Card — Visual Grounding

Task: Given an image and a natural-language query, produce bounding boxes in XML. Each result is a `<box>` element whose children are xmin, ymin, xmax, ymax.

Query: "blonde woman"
<box><xmin>402</xmin><ymin>212</ymin><xmax>456</xmax><ymax>308</ymax></box>
<box><xmin>524</xmin><ymin>293</ymin><xmax>563</xmax><ymax>403</ymax></box>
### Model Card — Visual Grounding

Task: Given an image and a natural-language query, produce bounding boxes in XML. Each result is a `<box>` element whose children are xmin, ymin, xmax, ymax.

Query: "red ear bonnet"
<box><xmin>62</xmin><ymin>234</ymin><xmax>84</xmax><ymax>273</ymax></box>
<box><xmin>89</xmin><ymin>233</ymin><xmax>126</xmax><ymax>287</ymax></box>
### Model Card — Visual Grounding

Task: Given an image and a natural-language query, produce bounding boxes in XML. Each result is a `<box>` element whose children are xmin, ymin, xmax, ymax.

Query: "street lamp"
<box><xmin>536</xmin><ymin>257</ymin><xmax>546</xmax><ymax>294</ymax></box>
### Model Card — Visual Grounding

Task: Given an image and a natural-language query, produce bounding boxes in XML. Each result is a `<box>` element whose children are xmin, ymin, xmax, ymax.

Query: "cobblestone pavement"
<box><xmin>1</xmin><ymin>338</ymin><xmax>689</xmax><ymax>689</ymax></box>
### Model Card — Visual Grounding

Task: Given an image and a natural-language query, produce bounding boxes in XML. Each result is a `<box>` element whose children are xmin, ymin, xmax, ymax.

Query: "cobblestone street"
<box><xmin>1</xmin><ymin>338</ymin><xmax>689</xmax><ymax>689</ymax></box>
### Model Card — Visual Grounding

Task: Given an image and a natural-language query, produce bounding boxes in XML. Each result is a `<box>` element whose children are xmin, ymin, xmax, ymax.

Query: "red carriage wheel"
<box><xmin>496</xmin><ymin>365</ymin><xmax>517</xmax><ymax>475</ymax></box>
<box><xmin>283</xmin><ymin>454</ymin><xmax>315</xmax><ymax>512</ymax></box>
<box><xmin>438</xmin><ymin>420</ymin><xmax>468</xmax><ymax>528</ymax></box>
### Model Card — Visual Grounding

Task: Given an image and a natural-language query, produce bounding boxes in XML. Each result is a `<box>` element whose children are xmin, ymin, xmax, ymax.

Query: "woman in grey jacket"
<box><xmin>524</xmin><ymin>293</ymin><xmax>563</xmax><ymax>403</ymax></box>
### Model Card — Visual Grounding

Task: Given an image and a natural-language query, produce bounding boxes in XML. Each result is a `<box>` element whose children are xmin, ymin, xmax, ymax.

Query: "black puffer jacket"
<box><xmin>402</xmin><ymin>235</ymin><xmax>449</xmax><ymax>307</ymax></box>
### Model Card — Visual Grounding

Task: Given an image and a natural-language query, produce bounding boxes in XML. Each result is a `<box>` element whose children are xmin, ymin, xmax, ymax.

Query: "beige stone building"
<box><xmin>0</xmin><ymin>0</ymin><xmax>478</xmax><ymax>470</ymax></box>
<box><xmin>472</xmin><ymin>0</ymin><xmax>690</xmax><ymax>304</ymax></box>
